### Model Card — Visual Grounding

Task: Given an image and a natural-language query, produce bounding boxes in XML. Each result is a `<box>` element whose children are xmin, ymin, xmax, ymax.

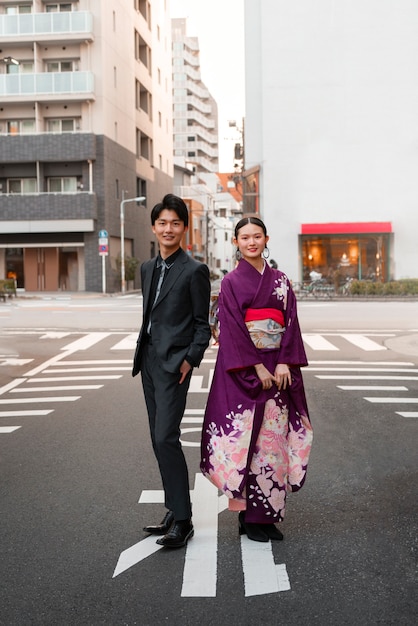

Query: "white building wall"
<box><xmin>244</xmin><ymin>0</ymin><xmax>418</xmax><ymax>280</ymax></box>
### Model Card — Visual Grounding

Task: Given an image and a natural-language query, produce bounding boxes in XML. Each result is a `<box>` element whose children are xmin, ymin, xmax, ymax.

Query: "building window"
<box><xmin>7</xmin><ymin>120</ymin><xmax>35</xmax><ymax>134</ymax></box>
<box><xmin>136</xmin><ymin>177</ymin><xmax>146</xmax><ymax>199</ymax></box>
<box><xmin>8</xmin><ymin>179</ymin><xmax>37</xmax><ymax>194</ymax></box>
<box><xmin>6</xmin><ymin>61</ymin><xmax>33</xmax><ymax>75</ymax></box>
<box><xmin>134</xmin><ymin>30</ymin><xmax>151</xmax><ymax>71</ymax></box>
<box><xmin>46</xmin><ymin>60</ymin><xmax>74</xmax><ymax>72</ymax></box>
<box><xmin>45</xmin><ymin>3</ymin><xmax>73</xmax><ymax>12</ymax></box>
<box><xmin>136</xmin><ymin>129</ymin><xmax>151</xmax><ymax>160</ymax></box>
<box><xmin>135</xmin><ymin>80</ymin><xmax>152</xmax><ymax>117</ymax></box>
<box><xmin>46</xmin><ymin>119</ymin><xmax>75</xmax><ymax>133</ymax></box>
<box><xmin>47</xmin><ymin>177</ymin><xmax>77</xmax><ymax>192</ymax></box>
<box><xmin>187</xmin><ymin>152</ymin><xmax>196</xmax><ymax>157</ymax></box>
<box><xmin>5</xmin><ymin>5</ymin><xmax>32</xmax><ymax>14</ymax></box>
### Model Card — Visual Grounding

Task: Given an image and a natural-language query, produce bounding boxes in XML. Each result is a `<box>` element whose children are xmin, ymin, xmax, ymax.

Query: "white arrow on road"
<box><xmin>0</xmin><ymin>358</ymin><xmax>33</xmax><ymax>367</ymax></box>
<box><xmin>113</xmin><ymin>473</ymin><xmax>290</xmax><ymax>597</ymax></box>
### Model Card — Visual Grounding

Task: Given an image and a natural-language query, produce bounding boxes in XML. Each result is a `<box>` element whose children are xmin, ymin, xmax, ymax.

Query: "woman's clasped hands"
<box><xmin>254</xmin><ymin>362</ymin><xmax>292</xmax><ymax>390</ymax></box>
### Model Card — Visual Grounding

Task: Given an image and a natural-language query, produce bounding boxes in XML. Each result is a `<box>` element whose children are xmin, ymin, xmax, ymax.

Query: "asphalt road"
<box><xmin>0</xmin><ymin>295</ymin><xmax>417</xmax><ymax>625</ymax></box>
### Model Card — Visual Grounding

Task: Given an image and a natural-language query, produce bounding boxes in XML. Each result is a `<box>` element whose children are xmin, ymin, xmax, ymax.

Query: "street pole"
<box><xmin>120</xmin><ymin>194</ymin><xmax>146</xmax><ymax>294</ymax></box>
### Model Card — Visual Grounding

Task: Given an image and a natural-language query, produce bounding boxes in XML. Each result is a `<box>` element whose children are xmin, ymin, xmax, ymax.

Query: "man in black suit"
<box><xmin>132</xmin><ymin>194</ymin><xmax>211</xmax><ymax>548</ymax></box>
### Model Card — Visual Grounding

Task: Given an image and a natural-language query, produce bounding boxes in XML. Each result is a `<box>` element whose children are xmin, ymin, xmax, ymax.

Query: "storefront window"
<box><xmin>300</xmin><ymin>233</ymin><xmax>391</xmax><ymax>284</ymax></box>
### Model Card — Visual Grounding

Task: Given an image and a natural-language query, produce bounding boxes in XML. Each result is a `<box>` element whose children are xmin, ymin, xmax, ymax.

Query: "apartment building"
<box><xmin>0</xmin><ymin>0</ymin><xmax>174</xmax><ymax>292</ymax></box>
<box><xmin>244</xmin><ymin>0</ymin><xmax>418</xmax><ymax>282</ymax></box>
<box><xmin>172</xmin><ymin>18</ymin><xmax>218</xmax><ymax>175</ymax></box>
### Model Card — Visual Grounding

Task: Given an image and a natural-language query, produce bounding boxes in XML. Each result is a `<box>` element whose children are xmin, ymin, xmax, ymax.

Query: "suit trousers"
<box><xmin>140</xmin><ymin>341</ymin><xmax>193</xmax><ymax>521</ymax></box>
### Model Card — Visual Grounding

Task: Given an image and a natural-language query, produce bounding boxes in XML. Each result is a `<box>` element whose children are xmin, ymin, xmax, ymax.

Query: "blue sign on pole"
<box><xmin>98</xmin><ymin>229</ymin><xmax>108</xmax><ymax>238</ymax></box>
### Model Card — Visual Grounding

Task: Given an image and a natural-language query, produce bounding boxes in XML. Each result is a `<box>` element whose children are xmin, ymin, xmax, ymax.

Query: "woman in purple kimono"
<box><xmin>200</xmin><ymin>217</ymin><xmax>313</xmax><ymax>542</ymax></box>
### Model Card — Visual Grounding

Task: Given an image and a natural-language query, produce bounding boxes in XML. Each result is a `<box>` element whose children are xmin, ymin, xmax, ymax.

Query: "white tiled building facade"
<box><xmin>244</xmin><ymin>0</ymin><xmax>418</xmax><ymax>282</ymax></box>
<box><xmin>0</xmin><ymin>0</ymin><xmax>174</xmax><ymax>292</ymax></box>
<box><xmin>172</xmin><ymin>17</ymin><xmax>218</xmax><ymax>175</ymax></box>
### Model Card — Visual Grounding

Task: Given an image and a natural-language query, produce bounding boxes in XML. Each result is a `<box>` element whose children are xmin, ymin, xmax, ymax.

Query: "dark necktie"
<box><xmin>147</xmin><ymin>260</ymin><xmax>168</xmax><ymax>334</ymax></box>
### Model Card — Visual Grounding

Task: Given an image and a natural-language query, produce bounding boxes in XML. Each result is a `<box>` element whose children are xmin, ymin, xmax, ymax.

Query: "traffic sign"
<box><xmin>98</xmin><ymin>229</ymin><xmax>108</xmax><ymax>238</ymax></box>
<box><xmin>99</xmin><ymin>244</ymin><xmax>109</xmax><ymax>256</ymax></box>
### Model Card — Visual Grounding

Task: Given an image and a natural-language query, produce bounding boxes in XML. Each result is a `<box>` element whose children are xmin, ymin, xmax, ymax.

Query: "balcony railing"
<box><xmin>0</xmin><ymin>11</ymin><xmax>93</xmax><ymax>38</ymax></box>
<box><xmin>0</xmin><ymin>71</ymin><xmax>94</xmax><ymax>97</ymax></box>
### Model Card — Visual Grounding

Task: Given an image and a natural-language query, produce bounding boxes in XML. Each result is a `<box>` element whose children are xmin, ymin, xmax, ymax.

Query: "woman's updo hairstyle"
<box><xmin>234</xmin><ymin>216</ymin><xmax>267</xmax><ymax>239</ymax></box>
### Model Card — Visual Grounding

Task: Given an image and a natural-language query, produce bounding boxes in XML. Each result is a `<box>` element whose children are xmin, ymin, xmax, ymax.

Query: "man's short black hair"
<box><xmin>151</xmin><ymin>194</ymin><xmax>189</xmax><ymax>227</ymax></box>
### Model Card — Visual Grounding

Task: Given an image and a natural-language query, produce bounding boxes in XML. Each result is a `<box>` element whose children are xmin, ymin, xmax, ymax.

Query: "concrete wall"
<box><xmin>245</xmin><ymin>0</ymin><xmax>418</xmax><ymax>280</ymax></box>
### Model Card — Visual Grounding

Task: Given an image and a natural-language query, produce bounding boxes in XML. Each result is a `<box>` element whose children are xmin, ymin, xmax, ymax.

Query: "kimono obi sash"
<box><xmin>244</xmin><ymin>307</ymin><xmax>285</xmax><ymax>350</ymax></box>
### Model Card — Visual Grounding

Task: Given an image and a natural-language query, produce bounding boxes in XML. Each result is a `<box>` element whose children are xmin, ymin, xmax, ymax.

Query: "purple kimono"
<box><xmin>200</xmin><ymin>260</ymin><xmax>313</xmax><ymax>523</ymax></box>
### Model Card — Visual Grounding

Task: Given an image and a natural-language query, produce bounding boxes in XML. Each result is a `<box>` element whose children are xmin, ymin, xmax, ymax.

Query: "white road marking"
<box><xmin>42</xmin><ymin>367</ymin><xmax>131</xmax><ymax>373</ymax></box>
<box><xmin>60</xmin><ymin>333</ymin><xmax>111</xmax><ymax>351</ymax></box>
<box><xmin>181</xmin><ymin>474</ymin><xmax>219</xmax><ymax>597</ymax></box>
<box><xmin>0</xmin><ymin>410</ymin><xmax>54</xmax><ymax>417</ymax></box>
<box><xmin>0</xmin><ymin>426</ymin><xmax>21</xmax><ymax>433</ymax></box>
<box><xmin>188</xmin><ymin>369</ymin><xmax>214</xmax><ymax>393</ymax></box>
<box><xmin>110</xmin><ymin>333</ymin><xmax>137</xmax><ymax>350</ymax></box>
<box><xmin>340</xmin><ymin>334</ymin><xmax>387</xmax><ymax>351</ymax></box>
<box><xmin>337</xmin><ymin>386</ymin><xmax>408</xmax><ymax>391</ymax></box>
<box><xmin>24</xmin><ymin>351</ymin><xmax>73</xmax><ymax>377</ymax></box>
<box><xmin>317</xmin><ymin>375</ymin><xmax>418</xmax><ymax>380</ymax></box>
<box><xmin>309</xmin><ymin>361</ymin><xmax>413</xmax><ymax>365</ymax></box>
<box><xmin>0</xmin><ymin>378</ymin><xmax>27</xmax><ymax>395</ymax></box>
<box><xmin>112</xmin><ymin>536</ymin><xmax>163</xmax><ymax>578</ymax></box>
<box><xmin>302</xmin><ymin>334</ymin><xmax>339</xmax><ymax>350</ymax></box>
<box><xmin>365</xmin><ymin>397</ymin><xmax>418</xmax><ymax>403</ymax></box>
<box><xmin>0</xmin><ymin>358</ymin><xmax>33</xmax><ymax>367</ymax></box>
<box><xmin>11</xmin><ymin>385</ymin><xmax>103</xmax><ymax>392</ymax></box>
<box><xmin>27</xmin><ymin>375</ymin><xmax>123</xmax><ymax>382</ymax></box>
<box><xmin>241</xmin><ymin>537</ymin><xmax>289</xmax><ymax>596</ymax></box>
<box><xmin>310</xmin><ymin>367</ymin><xmax>418</xmax><ymax>373</ymax></box>
<box><xmin>115</xmin><ymin>474</ymin><xmax>287</xmax><ymax>597</ymax></box>
<box><xmin>396</xmin><ymin>412</ymin><xmax>418</xmax><ymax>418</ymax></box>
<box><xmin>52</xmin><ymin>360</ymin><xmax>131</xmax><ymax>365</ymax></box>
<box><xmin>0</xmin><ymin>396</ymin><xmax>80</xmax><ymax>404</ymax></box>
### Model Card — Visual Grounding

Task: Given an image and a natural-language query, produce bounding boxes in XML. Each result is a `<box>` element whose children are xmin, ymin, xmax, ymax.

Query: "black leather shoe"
<box><xmin>143</xmin><ymin>511</ymin><xmax>174</xmax><ymax>535</ymax></box>
<box><xmin>156</xmin><ymin>519</ymin><xmax>194</xmax><ymax>548</ymax></box>
<box><xmin>238</xmin><ymin>511</ymin><xmax>269</xmax><ymax>542</ymax></box>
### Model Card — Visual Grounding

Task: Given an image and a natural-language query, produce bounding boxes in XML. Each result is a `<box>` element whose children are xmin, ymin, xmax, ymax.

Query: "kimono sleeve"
<box><xmin>278</xmin><ymin>276</ymin><xmax>308</xmax><ymax>367</ymax></box>
<box><xmin>217</xmin><ymin>277</ymin><xmax>262</xmax><ymax>371</ymax></box>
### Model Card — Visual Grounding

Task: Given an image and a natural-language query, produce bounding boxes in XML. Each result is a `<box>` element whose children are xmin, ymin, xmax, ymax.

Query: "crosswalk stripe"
<box><xmin>365</xmin><ymin>397</ymin><xmax>418</xmax><ymax>403</ymax></box>
<box><xmin>0</xmin><ymin>426</ymin><xmax>21</xmax><ymax>433</ymax></box>
<box><xmin>0</xmin><ymin>397</ymin><xmax>80</xmax><ymax>404</ymax></box>
<box><xmin>61</xmin><ymin>332</ymin><xmax>111</xmax><ymax>351</ymax></box>
<box><xmin>111</xmin><ymin>333</ymin><xmax>137</xmax><ymax>350</ymax></box>
<box><xmin>316</xmin><ymin>375</ymin><xmax>418</xmax><ymax>380</ymax></box>
<box><xmin>181</xmin><ymin>474</ymin><xmax>218</xmax><ymax>597</ymax></box>
<box><xmin>26</xmin><ymin>376</ymin><xmax>123</xmax><ymax>382</ymax></box>
<box><xmin>43</xmin><ymin>367</ymin><xmax>131</xmax><ymax>373</ymax></box>
<box><xmin>396</xmin><ymin>412</ymin><xmax>418</xmax><ymax>418</ymax></box>
<box><xmin>0</xmin><ymin>410</ymin><xmax>54</xmax><ymax>417</ymax></box>
<box><xmin>337</xmin><ymin>386</ymin><xmax>408</xmax><ymax>391</ymax></box>
<box><xmin>310</xmin><ymin>367</ymin><xmax>418</xmax><ymax>373</ymax></box>
<box><xmin>11</xmin><ymin>385</ymin><xmax>103</xmax><ymax>392</ymax></box>
<box><xmin>340</xmin><ymin>334</ymin><xmax>387</xmax><ymax>351</ymax></box>
<box><xmin>302</xmin><ymin>334</ymin><xmax>339</xmax><ymax>350</ymax></box>
<box><xmin>52</xmin><ymin>360</ymin><xmax>131</xmax><ymax>365</ymax></box>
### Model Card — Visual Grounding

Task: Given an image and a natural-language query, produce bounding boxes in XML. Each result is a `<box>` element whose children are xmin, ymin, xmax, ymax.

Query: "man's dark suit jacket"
<box><xmin>132</xmin><ymin>249</ymin><xmax>211</xmax><ymax>377</ymax></box>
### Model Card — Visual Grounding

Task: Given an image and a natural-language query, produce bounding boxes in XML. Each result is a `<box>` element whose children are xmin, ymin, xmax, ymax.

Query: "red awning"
<box><xmin>301</xmin><ymin>222</ymin><xmax>392</xmax><ymax>235</ymax></box>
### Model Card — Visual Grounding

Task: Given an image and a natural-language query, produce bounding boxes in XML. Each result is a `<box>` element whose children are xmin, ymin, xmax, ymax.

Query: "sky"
<box><xmin>170</xmin><ymin>0</ymin><xmax>245</xmax><ymax>172</ymax></box>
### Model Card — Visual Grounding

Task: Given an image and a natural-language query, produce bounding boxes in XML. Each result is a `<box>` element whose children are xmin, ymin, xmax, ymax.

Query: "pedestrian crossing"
<box><xmin>0</xmin><ymin>331</ymin><xmax>417</xmax><ymax>436</ymax></box>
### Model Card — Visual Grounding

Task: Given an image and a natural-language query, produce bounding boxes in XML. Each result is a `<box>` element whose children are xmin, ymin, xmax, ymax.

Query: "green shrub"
<box><xmin>348</xmin><ymin>278</ymin><xmax>418</xmax><ymax>296</ymax></box>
